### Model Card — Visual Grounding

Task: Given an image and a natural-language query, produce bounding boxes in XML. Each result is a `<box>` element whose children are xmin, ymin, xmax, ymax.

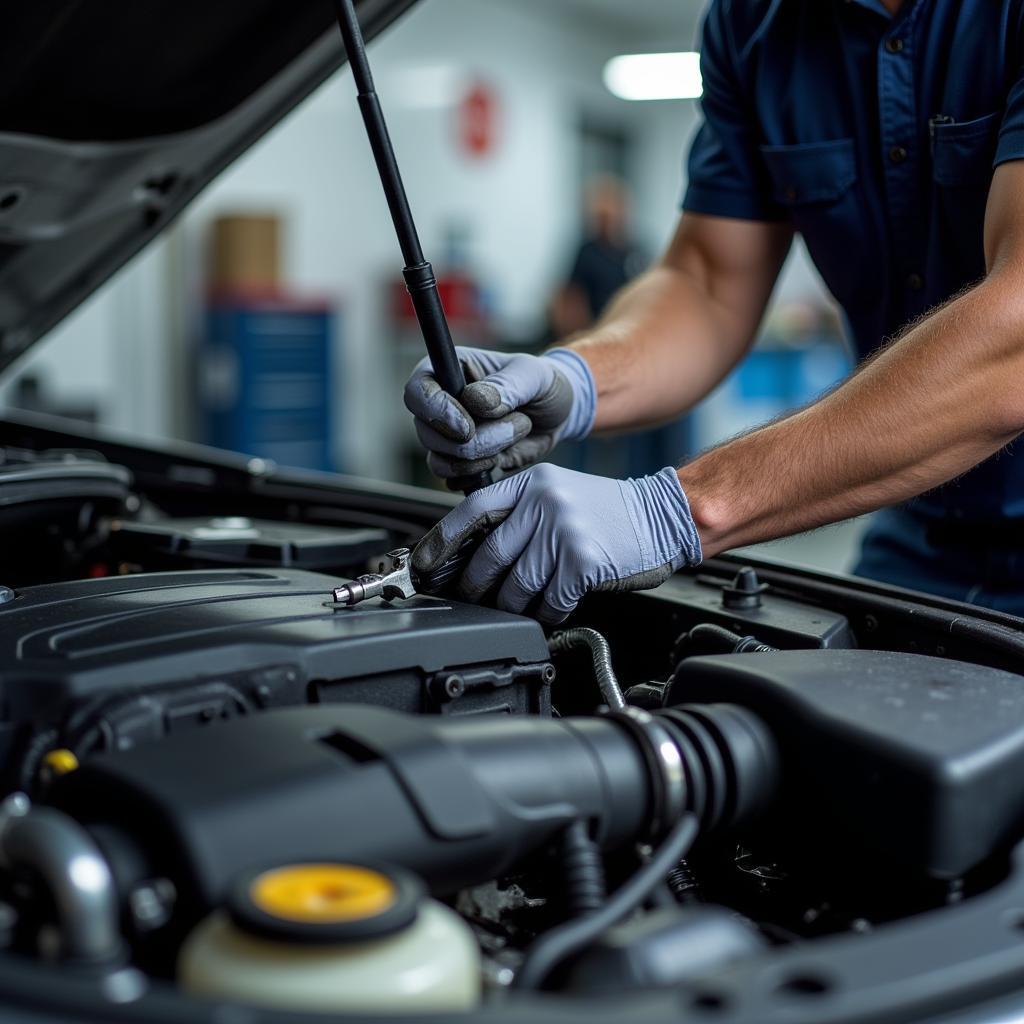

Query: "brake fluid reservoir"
<box><xmin>178</xmin><ymin>862</ymin><xmax>480</xmax><ymax>1013</ymax></box>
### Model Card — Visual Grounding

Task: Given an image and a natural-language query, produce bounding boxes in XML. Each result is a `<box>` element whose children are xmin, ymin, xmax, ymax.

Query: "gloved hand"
<box><xmin>413</xmin><ymin>464</ymin><xmax>702</xmax><ymax>625</ymax></box>
<box><xmin>403</xmin><ymin>347</ymin><xmax>596</xmax><ymax>490</ymax></box>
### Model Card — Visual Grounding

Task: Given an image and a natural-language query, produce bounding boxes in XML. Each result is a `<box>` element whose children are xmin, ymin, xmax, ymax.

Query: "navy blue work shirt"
<box><xmin>684</xmin><ymin>0</ymin><xmax>1024</xmax><ymax>523</ymax></box>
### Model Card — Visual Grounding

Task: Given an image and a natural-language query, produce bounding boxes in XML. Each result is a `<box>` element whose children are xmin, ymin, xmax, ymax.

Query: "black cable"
<box><xmin>560</xmin><ymin>819</ymin><xmax>606</xmax><ymax>916</ymax></box>
<box><xmin>688</xmin><ymin>623</ymin><xmax>776</xmax><ymax>656</ymax></box>
<box><xmin>17</xmin><ymin>727</ymin><xmax>58</xmax><ymax>794</ymax></box>
<box><xmin>513</xmin><ymin>814</ymin><xmax>699</xmax><ymax>990</ymax></box>
<box><xmin>549</xmin><ymin>628</ymin><xmax>626</xmax><ymax>711</ymax></box>
<box><xmin>671</xmin><ymin>624</ymin><xmax>776</xmax><ymax>672</ymax></box>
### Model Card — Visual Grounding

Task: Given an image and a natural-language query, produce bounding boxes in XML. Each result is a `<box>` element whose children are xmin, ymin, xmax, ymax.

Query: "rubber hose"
<box><xmin>17</xmin><ymin>728</ymin><xmax>58</xmax><ymax>794</ymax></box>
<box><xmin>561</xmin><ymin>819</ymin><xmax>606</xmax><ymax>916</ymax></box>
<box><xmin>513</xmin><ymin>814</ymin><xmax>699</xmax><ymax>990</ymax></box>
<box><xmin>549</xmin><ymin>628</ymin><xmax>626</xmax><ymax>711</ymax></box>
<box><xmin>672</xmin><ymin>624</ymin><xmax>776</xmax><ymax>670</ymax></box>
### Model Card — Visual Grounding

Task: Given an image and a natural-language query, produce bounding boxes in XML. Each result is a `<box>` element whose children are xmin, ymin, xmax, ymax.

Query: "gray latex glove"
<box><xmin>413</xmin><ymin>464</ymin><xmax>702</xmax><ymax>625</ymax></box>
<box><xmin>403</xmin><ymin>347</ymin><xmax>596</xmax><ymax>490</ymax></box>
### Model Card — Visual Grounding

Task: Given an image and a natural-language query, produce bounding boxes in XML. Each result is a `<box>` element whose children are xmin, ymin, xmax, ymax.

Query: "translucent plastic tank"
<box><xmin>179</xmin><ymin>863</ymin><xmax>480</xmax><ymax>1014</ymax></box>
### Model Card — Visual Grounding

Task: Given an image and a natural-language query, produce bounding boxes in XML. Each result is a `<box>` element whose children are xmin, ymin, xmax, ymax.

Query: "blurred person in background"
<box><xmin>406</xmin><ymin>0</ymin><xmax>1024</xmax><ymax>624</ymax></box>
<box><xmin>549</xmin><ymin>176</ymin><xmax>647</xmax><ymax>340</ymax></box>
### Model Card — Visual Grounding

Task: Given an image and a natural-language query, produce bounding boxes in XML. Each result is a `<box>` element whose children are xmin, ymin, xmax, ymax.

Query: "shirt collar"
<box><xmin>747</xmin><ymin>0</ymin><xmax>911</xmax><ymax>61</ymax></box>
<box><xmin>842</xmin><ymin>0</ymin><xmax>895</xmax><ymax>18</ymax></box>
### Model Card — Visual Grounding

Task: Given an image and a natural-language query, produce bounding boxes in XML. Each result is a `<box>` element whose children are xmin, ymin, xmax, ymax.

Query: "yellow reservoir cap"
<box><xmin>250</xmin><ymin>864</ymin><xmax>397</xmax><ymax>924</ymax></box>
<box><xmin>42</xmin><ymin>749</ymin><xmax>79</xmax><ymax>776</ymax></box>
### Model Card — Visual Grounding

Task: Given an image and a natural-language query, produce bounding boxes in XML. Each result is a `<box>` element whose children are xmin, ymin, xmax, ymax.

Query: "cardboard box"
<box><xmin>208</xmin><ymin>214</ymin><xmax>281</xmax><ymax>292</ymax></box>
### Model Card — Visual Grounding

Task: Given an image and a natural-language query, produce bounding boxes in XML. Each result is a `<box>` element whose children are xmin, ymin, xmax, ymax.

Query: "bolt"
<box><xmin>444</xmin><ymin>675</ymin><xmax>465</xmax><ymax>699</ymax></box>
<box><xmin>129</xmin><ymin>878</ymin><xmax>176</xmax><ymax>932</ymax></box>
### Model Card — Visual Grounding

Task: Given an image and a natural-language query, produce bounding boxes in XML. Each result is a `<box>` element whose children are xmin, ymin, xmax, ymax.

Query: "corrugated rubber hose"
<box><xmin>548</xmin><ymin>628</ymin><xmax>626</xmax><ymax>711</ymax></box>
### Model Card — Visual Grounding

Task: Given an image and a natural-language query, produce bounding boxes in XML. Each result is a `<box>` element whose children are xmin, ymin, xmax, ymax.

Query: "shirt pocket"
<box><xmin>930</xmin><ymin>112</ymin><xmax>1000</xmax><ymax>285</ymax></box>
<box><xmin>931</xmin><ymin>111</ymin><xmax>1000</xmax><ymax>187</ymax></box>
<box><xmin>759</xmin><ymin>138</ymin><xmax>866</xmax><ymax>307</ymax></box>
<box><xmin>761</xmin><ymin>138</ymin><xmax>857</xmax><ymax>206</ymax></box>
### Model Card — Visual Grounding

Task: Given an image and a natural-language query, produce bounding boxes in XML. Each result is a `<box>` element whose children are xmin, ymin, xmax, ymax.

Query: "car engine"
<box><xmin>3</xmin><ymin>439</ymin><xmax>1024</xmax><ymax>1023</ymax></box>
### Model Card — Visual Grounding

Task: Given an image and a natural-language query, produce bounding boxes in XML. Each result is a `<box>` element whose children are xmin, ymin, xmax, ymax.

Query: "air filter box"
<box><xmin>665</xmin><ymin>650</ymin><xmax>1024</xmax><ymax>878</ymax></box>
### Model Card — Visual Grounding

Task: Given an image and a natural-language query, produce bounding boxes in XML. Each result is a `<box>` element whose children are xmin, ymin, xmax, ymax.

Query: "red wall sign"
<box><xmin>457</xmin><ymin>81</ymin><xmax>500</xmax><ymax>159</ymax></box>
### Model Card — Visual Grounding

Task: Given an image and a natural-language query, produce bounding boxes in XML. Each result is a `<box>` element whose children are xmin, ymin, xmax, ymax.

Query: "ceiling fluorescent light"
<box><xmin>603</xmin><ymin>52</ymin><xmax>703</xmax><ymax>101</ymax></box>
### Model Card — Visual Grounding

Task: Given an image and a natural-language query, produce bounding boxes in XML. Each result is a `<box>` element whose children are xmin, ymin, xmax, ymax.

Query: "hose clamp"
<box><xmin>603</xmin><ymin>706</ymin><xmax>685</xmax><ymax>839</ymax></box>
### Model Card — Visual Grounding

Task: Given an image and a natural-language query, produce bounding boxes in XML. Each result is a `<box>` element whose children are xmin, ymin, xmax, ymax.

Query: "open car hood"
<box><xmin>0</xmin><ymin>0</ymin><xmax>415</xmax><ymax>376</ymax></box>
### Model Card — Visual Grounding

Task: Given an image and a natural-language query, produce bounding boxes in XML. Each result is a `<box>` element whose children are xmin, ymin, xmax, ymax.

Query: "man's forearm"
<box><xmin>679</xmin><ymin>273</ymin><xmax>1024</xmax><ymax>557</ymax></box>
<box><xmin>567</xmin><ymin>265</ymin><xmax>747</xmax><ymax>431</ymax></box>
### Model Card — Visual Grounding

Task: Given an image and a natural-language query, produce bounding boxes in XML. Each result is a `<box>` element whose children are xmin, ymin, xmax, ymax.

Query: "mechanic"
<box><xmin>405</xmin><ymin>0</ymin><xmax>1024</xmax><ymax>625</ymax></box>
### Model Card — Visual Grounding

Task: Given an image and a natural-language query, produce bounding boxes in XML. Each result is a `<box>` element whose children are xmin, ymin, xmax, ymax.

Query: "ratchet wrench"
<box><xmin>331</xmin><ymin>540</ymin><xmax>476</xmax><ymax>608</ymax></box>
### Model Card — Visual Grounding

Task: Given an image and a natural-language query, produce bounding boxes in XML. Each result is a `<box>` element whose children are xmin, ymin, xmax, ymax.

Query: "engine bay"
<box><xmin>3</xmin><ymin>429</ymin><xmax>1024</xmax><ymax>1023</ymax></box>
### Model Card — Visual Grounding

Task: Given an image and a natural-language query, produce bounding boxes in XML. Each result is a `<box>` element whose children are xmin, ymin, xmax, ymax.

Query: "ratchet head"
<box><xmin>332</xmin><ymin>549</ymin><xmax>417</xmax><ymax>607</ymax></box>
<box><xmin>332</xmin><ymin>536</ymin><xmax>484</xmax><ymax>609</ymax></box>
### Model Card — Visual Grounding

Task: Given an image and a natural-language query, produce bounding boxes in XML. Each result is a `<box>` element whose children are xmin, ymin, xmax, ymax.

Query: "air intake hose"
<box><xmin>49</xmin><ymin>703</ymin><xmax>779</xmax><ymax>939</ymax></box>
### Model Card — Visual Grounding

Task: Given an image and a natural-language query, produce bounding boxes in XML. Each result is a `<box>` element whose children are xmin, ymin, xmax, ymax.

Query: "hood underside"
<box><xmin>0</xmin><ymin>0</ymin><xmax>415</xmax><ymax>375</ymax></box>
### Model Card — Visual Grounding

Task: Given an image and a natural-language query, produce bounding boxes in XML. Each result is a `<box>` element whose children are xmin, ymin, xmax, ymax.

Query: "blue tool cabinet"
<box><xmin>201</xmin><ymin>298</ymin><xmax>335</xmax><ymax>471</ymax></box>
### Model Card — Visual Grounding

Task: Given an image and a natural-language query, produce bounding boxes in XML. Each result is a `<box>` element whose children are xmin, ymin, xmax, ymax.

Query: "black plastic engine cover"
<box><xmin>666</xmin><ymin>649</ymin><xmax>1024</xmax><ymax>878</ymax></box>
<box><xmin>0</xmin><ymin>569</ymin><xmax>552</xmax><ymax>775</ymax></box>
<box><xmin>107</xmin><ymin>516</ymin><xmax>391</xmax><ymax>571</ymax></box>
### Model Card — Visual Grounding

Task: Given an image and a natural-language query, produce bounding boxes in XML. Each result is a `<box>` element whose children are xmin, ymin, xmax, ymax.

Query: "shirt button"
<box><xmin>889</xmin><ymin>145</ymin><xmax>908</xmax><ymax>164</ymax></box>
<box><xmin>907</xmin><ymin>272</ymin><xmax>924</xmax><ymax>290</ymax></box>
<box><xmin>885</xmin><ymin>37</ymin><xmax>905</xmax><ymax>53</ymax></box>
<box><xmin>785</xmin><ymin>186</ymin><xmax>798</xmax><ymax>201</ymax></box>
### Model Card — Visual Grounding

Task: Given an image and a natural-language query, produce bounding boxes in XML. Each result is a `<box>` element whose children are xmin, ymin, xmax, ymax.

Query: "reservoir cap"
<box><xmin>230</xmin><ymin>862</ymin><xmax>421</xmax><ymax>944</ymax></box>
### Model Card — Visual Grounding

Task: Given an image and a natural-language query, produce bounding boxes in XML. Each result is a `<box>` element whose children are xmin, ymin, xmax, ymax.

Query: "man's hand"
<box><xmin>403</xmin><ymin>347</ymin><xmax>595</xmax><ymax>491</ymax></box>
<box><xmin>412</xmin><ymin>464</ymin><xmax>702</xmax><ymax>625</ymax></box>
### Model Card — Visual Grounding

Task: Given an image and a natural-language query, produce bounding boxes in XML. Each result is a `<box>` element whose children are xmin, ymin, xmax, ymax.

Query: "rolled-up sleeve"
<box><xmin>683</xmin><ymin>0</ymin><xmax>786</xmax><ymax>222</ymax></box>
<box><xmin>996</xmin><ymin>68</ymin><xmax>1024</xmax><ymax>167</ymax></box>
